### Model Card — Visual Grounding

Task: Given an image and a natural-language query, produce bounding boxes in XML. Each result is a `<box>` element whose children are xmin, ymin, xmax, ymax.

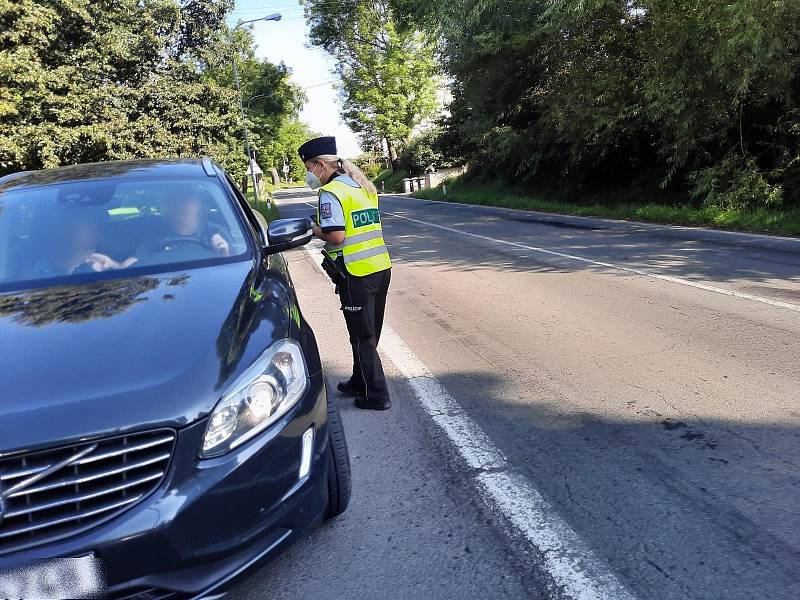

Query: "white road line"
<box><xmin>302</xmin><ymin>240</ymin><xmax>637</xmax><ymax>600</ymax></box>
<box><xmin>379</xmin><ymin>326</ymin><xmax>636</xmax><ymax>600</ymax></box>
<box><xmin>383</xmin><ymin>211</ymin><xmax>800</xmax><ymax>314</ymax></box>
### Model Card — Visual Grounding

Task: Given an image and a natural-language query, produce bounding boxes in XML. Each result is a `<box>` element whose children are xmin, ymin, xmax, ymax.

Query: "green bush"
<box><xmin>373</xmin><ymin>168</ymin><xmax>409</xmax><ymax>193</ymax></box>
<box><xmin>360</xmin><ymin>162</ymin><xmax>385</xmax><ymax>181</ymax></box>
<box><xmin>782</xmin><ymin>158</ymin><xmax>800</xmax><ymax>207</ymax></box>
<box><xmin>397</xmin><ymin>0</ymin><xmax>800</xmax><ymax>210</ymax></box>
<box><xmin>402</xmin><ymin>128</ymin><xmax>453</xmax><ymax>175</ymax></box>
<box><xmin>690</xmin><ymin>156</ymin><xmax>783</xmax><ymax>210</ymax></box>
<box><xmin>353</xmin><ymin>154</ymin><xmax>386</xmax><ymax>181</ymax></box>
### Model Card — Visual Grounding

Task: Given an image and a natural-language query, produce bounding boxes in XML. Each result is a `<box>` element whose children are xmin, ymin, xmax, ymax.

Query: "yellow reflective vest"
<box><xmin>318</xmin><ymin>178</ymin><xmax>391</xmax><ymax>277</ymax></box>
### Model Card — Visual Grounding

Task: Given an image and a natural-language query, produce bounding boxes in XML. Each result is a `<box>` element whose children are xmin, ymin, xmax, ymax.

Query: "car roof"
<box><xmin>0</xmin><ymin>158</ymin><xmax>218</xmax><ymax>193</ymax></box>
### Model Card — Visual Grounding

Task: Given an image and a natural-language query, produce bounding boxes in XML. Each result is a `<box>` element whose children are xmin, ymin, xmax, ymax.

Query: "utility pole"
<box><xmin>229</xmin><ymin>13</ymin><xmax>282</xmax><ymax>209</ymax></box>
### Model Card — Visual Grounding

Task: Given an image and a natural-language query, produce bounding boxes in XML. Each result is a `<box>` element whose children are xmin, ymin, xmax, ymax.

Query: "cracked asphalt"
<box><xmin>230</xmin><ymin>189</ymin><xmax>800</xmax><ymax>600</ymax></box>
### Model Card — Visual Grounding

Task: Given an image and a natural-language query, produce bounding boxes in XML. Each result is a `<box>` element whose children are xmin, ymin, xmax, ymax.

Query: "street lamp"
<box><xmin>230</xmin><ymin>13</ymin><xmax>282</xmax><ymax>208</ymax></box>
<box><xmin>245</xmin><ymin>93</ymin><xmax>268</xmax><ymax>112</ymax></box>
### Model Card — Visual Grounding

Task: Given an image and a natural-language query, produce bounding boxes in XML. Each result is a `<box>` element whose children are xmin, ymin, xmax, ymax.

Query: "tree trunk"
<box><xmin>241</xmin><ymin>176</ymin><xmax>249</xmax><ymax>196</ymax></box>
<box><xmin>386</xmin><ymin>139</ymin><xmax>400</xmax><ymax>173</ymax></box>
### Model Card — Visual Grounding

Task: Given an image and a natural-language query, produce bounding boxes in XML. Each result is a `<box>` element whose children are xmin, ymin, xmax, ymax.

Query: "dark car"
<box><xmin>0</xmin><ymin>159</ymin><xmax>351</xmax><ymax>599</ymax></box>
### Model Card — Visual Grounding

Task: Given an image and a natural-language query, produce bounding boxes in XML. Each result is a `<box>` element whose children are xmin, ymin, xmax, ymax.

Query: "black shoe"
<box><xmin>337</xmin><ymin>381</ymin><xmax>365</xmax><ymax>397</ymax></box>
<box><xmin>354</xmin><ymin>396</ymin><xmax>391</xmax><ymax>411</ymax></box>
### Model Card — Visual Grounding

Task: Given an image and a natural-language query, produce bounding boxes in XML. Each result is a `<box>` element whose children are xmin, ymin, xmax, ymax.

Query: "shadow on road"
<box><xmin>427</xmin><ymin>367</ymin><xmax>800</xmax><ymax>600</ymax></box>
<box><xmin>382</xmin><ymin>214</ymin><xmax>800</xmax><ymax>293</ymax></box>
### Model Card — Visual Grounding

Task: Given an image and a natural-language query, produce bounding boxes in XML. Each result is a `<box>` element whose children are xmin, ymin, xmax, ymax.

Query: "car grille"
<box><xmin>0</xmin><ymin>430</ymin><xmax>175</xmax><ymax>554</ymax></box>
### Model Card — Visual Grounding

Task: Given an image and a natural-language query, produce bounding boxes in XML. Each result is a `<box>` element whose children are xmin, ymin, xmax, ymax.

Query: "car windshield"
<box><xmin>0</xmin><ymin>177</ymin><xmax>250</xmax><ymax>289</ymax></box>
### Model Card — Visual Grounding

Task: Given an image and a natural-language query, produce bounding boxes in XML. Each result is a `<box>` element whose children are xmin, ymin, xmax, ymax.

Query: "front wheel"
<box><xmin>324</xmin><ymin>396</ymin><xmax>351</xmax><ymax>519</ymax></box>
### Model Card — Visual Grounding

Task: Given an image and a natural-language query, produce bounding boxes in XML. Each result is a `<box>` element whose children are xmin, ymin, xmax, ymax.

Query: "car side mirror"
<box><xmin>264</xmin><ymin>218</ymin><xmax>314</xmax><ymax>255</ymax></box>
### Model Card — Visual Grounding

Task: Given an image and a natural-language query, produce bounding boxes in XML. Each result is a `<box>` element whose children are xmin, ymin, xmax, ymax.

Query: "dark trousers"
<box><xmin>339</xmin><ymin>267</ymin><xmax>391</xmax><ymax>402</ymax></box>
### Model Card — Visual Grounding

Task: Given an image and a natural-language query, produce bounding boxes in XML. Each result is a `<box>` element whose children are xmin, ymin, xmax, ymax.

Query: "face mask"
<box><xmin>305</xmin><ymin>164</ymin><xmax>323</xmax><ymax>190</ymax></box>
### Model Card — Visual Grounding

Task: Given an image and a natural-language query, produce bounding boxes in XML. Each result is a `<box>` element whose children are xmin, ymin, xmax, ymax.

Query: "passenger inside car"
<box><xmin>25</xmin><ymin>206</ymin><xmax>108</xmax><ymax>279</ymax></box>
<box><xmin>89</xmin><ymin>189</ymin><xmax>232</xmax><ymax>271</ymax></box>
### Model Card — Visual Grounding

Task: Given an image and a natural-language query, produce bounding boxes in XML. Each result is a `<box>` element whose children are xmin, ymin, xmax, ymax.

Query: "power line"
<box><xmin>303</xmin><ymin>80</ymin><xmax>337</xmax><ymax>89</ymax></box>
<box><xmin>233</xmin><ymin>1</ymin><xmax>351</xmax><ymax>7</ymax></box>
<box><xmin>230</xmin><ymin>1</ymin><xmax>361</xmax><ymax>13</ymax></box>
<box><xmin>230</xmin><ymin>3</ymin><xmax>338</xmax><ymax>11</ymax></box>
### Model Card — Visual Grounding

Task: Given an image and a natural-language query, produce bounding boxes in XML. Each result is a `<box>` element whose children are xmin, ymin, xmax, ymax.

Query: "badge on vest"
<box><xmin>351</xmin><ymin>208</ymin><xmax>380</xmax><ymax>228</ymax></box>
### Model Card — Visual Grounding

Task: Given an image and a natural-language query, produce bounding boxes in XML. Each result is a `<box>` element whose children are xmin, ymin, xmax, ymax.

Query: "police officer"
<box><xmin>299</xmin><ymin>136</ymin><xmax>393</xmax><ymax>411</ymax></box>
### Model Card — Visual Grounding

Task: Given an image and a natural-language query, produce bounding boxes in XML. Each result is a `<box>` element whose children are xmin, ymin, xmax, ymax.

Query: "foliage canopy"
<box><xmin>303</xmin><ymin>0</ymin><xmax>439</xmax><ymax>167</ymax></box>
<box><xmin>0</xmin><ymin>0</ymin><xmax>308</xmax><ymax>184</ymax></box>
<box><xmin>392</xmin><ymin>0</ymin><xmax>800</xmax><ymax>208</ymax></box>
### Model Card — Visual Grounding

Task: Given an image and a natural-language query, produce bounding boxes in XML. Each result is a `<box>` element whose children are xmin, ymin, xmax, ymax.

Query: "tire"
<box><xmin>324</xmin><ymin>397</ymin><xmax>352</xmax><ymax>519</ymax></box>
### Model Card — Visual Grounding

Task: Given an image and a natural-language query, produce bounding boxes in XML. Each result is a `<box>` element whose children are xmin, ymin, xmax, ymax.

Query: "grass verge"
<box><xmin>411</xmin><ymin>181</ymin><xmax>800</xmax><ymax>237</ymax></box>
<box><xmin>374</xmin><ymin>168</ymin><xmax>408</xmax><ymax>193</ymax></box>
<box><xmin>246</xmin><ymin>190</ymin><xmax>280</xmax><ymax>222</ymax></box>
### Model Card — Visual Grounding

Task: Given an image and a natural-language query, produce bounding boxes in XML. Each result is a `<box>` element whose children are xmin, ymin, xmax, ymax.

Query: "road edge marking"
<box><xmin>302</xmin><ymin>240</ymin><xmax>637</xmax><ymax>600</ymax></box>
<box><xmin>382</xmin><ymin>211</ymin><xmax>800</xmax><ymax>313</ymax></box>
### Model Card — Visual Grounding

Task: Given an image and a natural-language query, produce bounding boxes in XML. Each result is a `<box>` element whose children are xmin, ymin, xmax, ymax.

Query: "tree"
<box><xmin>0</xmin><ymin>0</ymin><xmax>310</xmax><ymax>188</ymax></box>
<box><xmin>0</xmin><ymin>0</ymin><xmax>243</xmax><ymax>176</ymax></box>
<box><xmin>202</xmin><ymin>24</ymin><xmax>308</xmax><ymax>186</ymax></box>
<box><xmin>303</xmin><ymin>0</ymin><xmax>439</xmax><ymax>170</ymax></box>
<box><xmin>402</xmin><ymin>127</ymin><xmax>449</xmax><ymax>175</ymax></box>
<box><xmin>260</xmin><ymin>118</ymin><xmax>319</xmax><ymax>183</ymax></box>
<box><xmin>391</xmin><ymin>0</ymin><xmax>800</xmax><ymax>207</ymax></box>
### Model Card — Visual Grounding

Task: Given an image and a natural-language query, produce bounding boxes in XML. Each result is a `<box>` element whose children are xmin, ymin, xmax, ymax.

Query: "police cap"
<box><xmin>298</xmin><ymin>136</ymin><xmax>337</xmax><ymax>162</ymax></box>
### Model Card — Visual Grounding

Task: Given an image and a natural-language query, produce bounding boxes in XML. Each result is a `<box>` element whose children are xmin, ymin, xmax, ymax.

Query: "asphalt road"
<box><xmin>229</xmin><ymin>189</ymin><xmax>800</xmax><ymax>600</ymax></box>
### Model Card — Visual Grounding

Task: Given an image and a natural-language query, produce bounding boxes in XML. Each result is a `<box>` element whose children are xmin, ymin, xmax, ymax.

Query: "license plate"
<box><xmin>0</xmin><ymin>555</ymin><xmax>104</xmax><ymax>599</ymax></box>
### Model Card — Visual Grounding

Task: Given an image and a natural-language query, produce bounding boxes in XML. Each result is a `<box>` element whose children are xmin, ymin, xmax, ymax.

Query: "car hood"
<box><xmin>0</xmin><ymin>261</ymin><xmax>293</xmax><ymax>453</ymax></box>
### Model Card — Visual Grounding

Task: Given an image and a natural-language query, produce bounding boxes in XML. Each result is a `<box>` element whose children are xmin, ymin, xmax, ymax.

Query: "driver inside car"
<box><xmin>91</xmin><ymin>190</ymin><xmax>231</xmax><ymax>271</ymax></box>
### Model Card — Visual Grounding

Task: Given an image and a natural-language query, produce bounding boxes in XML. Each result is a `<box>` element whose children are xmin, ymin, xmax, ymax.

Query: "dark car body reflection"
<box><xmin>0</xmin><ymin>277</ymin><xmax>164</xmax><ymax>327</ymax></box>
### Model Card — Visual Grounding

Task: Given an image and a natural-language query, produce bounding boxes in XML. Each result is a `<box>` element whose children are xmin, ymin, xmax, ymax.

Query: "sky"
<box><xmin>227</xmin><ymin>1</ymin><xmax>363</xmax><ymax>158</ymax></box>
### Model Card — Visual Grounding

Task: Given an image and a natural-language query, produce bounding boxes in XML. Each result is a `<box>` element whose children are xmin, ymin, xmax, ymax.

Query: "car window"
<box><xmin>0</xmin><ymin>177</ymin><xmax>250</xmax><ymax>289</ymax></box>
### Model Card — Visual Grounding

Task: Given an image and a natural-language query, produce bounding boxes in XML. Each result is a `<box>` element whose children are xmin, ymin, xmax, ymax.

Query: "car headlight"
<box><xmin>201</xmin><ymin>339</ymin><xmax>309</xmax><ymax>458</ymax></box>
